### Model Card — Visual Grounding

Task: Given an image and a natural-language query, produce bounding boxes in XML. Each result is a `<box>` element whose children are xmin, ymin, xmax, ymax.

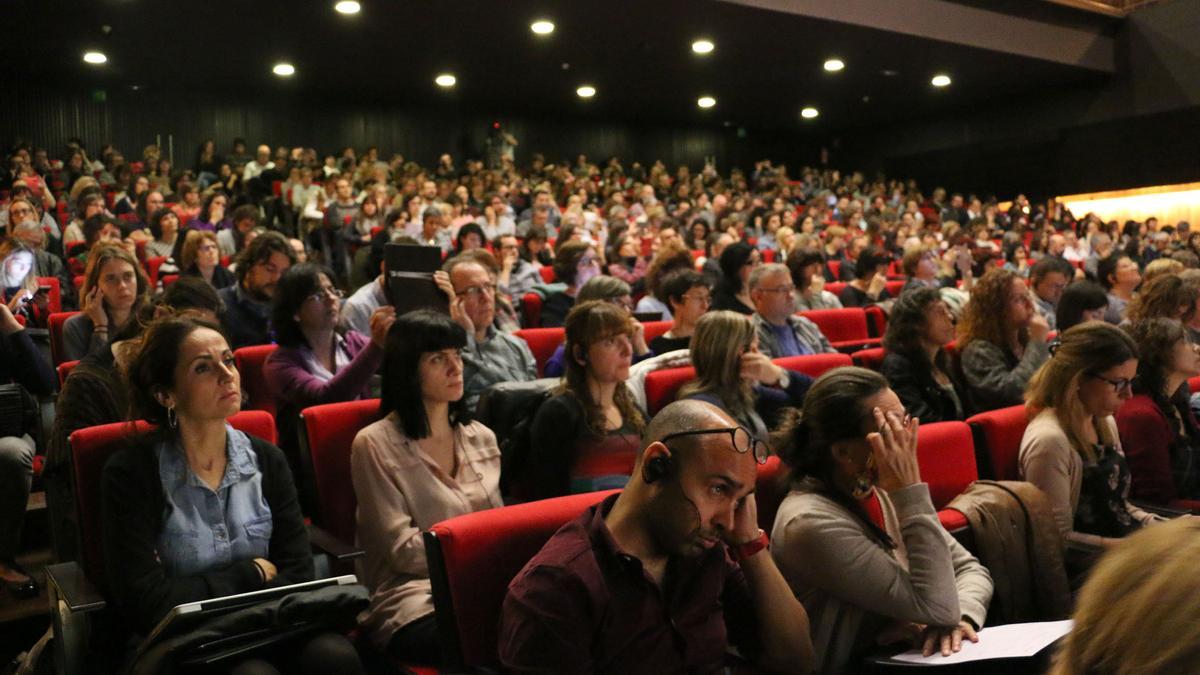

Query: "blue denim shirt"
<box><xmin>156</xmin><ymin>426</ymin><xmax>273</xmax><ymax>578</ymax></box>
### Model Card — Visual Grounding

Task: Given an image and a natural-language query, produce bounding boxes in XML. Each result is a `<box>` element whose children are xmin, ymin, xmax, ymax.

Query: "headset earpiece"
<box><xmin>642</xmin><ymin>455</ymin><xmax>673</xmax><ymax>484</ymax></box>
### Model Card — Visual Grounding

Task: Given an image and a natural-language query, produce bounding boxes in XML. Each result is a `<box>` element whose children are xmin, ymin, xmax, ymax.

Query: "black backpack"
<box><xmin>475</xmin><ymin>378</ymin><xmax>555</xmax><ymax>499</ymax></box>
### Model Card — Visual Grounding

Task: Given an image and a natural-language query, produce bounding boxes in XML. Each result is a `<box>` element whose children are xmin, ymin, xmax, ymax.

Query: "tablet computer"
<box><xmin>384</xmin><ymin>243</ymin><xmax>449</xmax><ymax>316</ymax></box>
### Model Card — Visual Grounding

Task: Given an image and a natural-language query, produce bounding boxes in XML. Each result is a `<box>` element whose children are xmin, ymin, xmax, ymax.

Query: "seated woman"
<box><xmin>171</xmin><ymin>181</ymin><xmax>202</xmax><ymax>224</ymax></box>
<box><xmin>63</xmin><ymin>242</ymin><xmax>150</xmax><ymax>361</ymax></box>
<box><xmin>263</xmin><ymin>263</ymin><xmax>394</xmax><ymax>484</ymax></box>
<box><xmin>1096</xmin><ymin>254</ymin><xmax>1140</xmax><ymax>324</ymax></box>
<box><xmin>634</xmin><ymin>239</ymin><xmax>694</xmax><ymax>320</ymax></box>
<box><xmin>114</xmin><ymin>174</ymin><xmax>149</xmax><ymax>216</ymax></box>
<box><xmin>788</xmin><ymin>249</ymin><xmax>842</xmax><ymax>311</ymax></box>
<box><xmin>1116</xmin><ymin>319</ymin><xmax>1200</xmax><ymax>507</ymax></box>
<box><xmin>543</xmin><ymin>276</ymin><xmax>651</xmax><ymax>377</ymax></box>
<box><xmin>771</xmin><ymin>367</ymin><xmax>993</xmax><ymax>673</ymax></box>
<box><xmin>69</xmin><ymin>213</ymin><xmax>129</xmax><ymax>274</ymax></box>
<box><xmin>453</xmin><ymin>222</ymin><xmax>486</xmax><ymax>254</ymax></box>
<box><xmin>605</xmin><ymin>230</ymin><xmax>647</xmax><ymax>294</ymax></box>
<box><xmin>1</xmin><ymin>239</ymin><xmax>48</xmax><ymax>329</ymax></box>
<box><xmin>711</xmin><ymin>242</ymin><xmax>760</xmax><ymax>315</ymax></box>
<box><xmin>1122</xmin><ymin>273</ymin><xmax>1199</xmax><ymax>326</ymax></box>
<box><xmin>351</xmin><ymin>310</ymin><xmax>502</xmax><ymax>663</ymax></box>
<box><xmin>187</xmin><ymin>191</ymin><xmax>232</xmax><ymax>232</ymax></box>
<box><xmin>649</xmin><ymin>269</ymin><xmax>711</xmax><ymax>354</ymax></box>
<box><xmin>1055</xmin><ymin>281</ymin><xmax>1109</xmax><ymax>333</ymax></box>
<box><xmin>679</xmin><ymin>310</ymin><xmax>812</xmax><ymax>438</ymax></box>
<box><xmin>145</xmin><ymin>207</ymin><xmax>181</xmax><ymax>259</ymax></box>
<box><xmin>1020</xmin><ymin>321</ymin><xmax>1162</xmax><ymax>552</ymax></box>
<box><xmin>102</xmin><ymin>316</ymin><xmax>363</xmax><ymax>674</ymax></box>
<box><xmin>838</xmin><ymin>246</ymin><xmax>892</xmax><ymax>308</ymax></box>
<box><xmin>528</xmin><ymin>300</ymin><xmax>645</xmax><ymax>498</ymax></box>
<box><xmin>881</xmin><ymin>288</ymin><xmax>968</xmax><ymax>423</ymax></box>
<box><xmin>958</xmin><ymin>268</ymin><xmax>1050</xmax><ymax>412</ymax></box>
<box><xmin>180</xmin><ymin>229</ymin><xmax>236</xmax><ymax>290</ymax></box>
<box><xmin>540</xmin><ymin>240</ymin><xmax>598</xmax><ymax>328</ymax></box>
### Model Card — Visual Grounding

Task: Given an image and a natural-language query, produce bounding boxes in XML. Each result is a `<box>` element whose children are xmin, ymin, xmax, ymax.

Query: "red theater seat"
<box><xmin>643</xmin><ymin>366</ymin><xmax>696</xmax><ymax>415</ymax></box>
<box><xmin>300</xmin><ymin>398</ymin><xmax>383</xmax><ymax>544</ymax></box>
<box><xmin>773</xmin><ymin>352</ymin><xmax>852</xmax><ymax>378</ymax></box>
<box><xmin>823</xmin><ymin>281</ymin><xmax>847</xmax><ymax>297</ymax></box>
<box><xmin>425</xmin><ymin>490</ymin><xmax>618</xmax><ymax>671</ymax></box>
<box><xmin>641</xmin><ymin>320</ymin><xmax>672</xmax><ymax>344</ymax></box>
<box><xmin>966</xmin><ymin>405</ymin><xmax>1028</xmax><ymax>481</ymax></box>
<box><xmin>514</xmin><ymin>327</ymin><xmax>564</xmax><ymax>377</ymax></box>
<box><xmin>1189</xmin><ymin>375</ymin><xmax>1200</xmax><ymax>394</ymax></box>
<box><xmin>538</xmin><ymin>266</ymin><xmax>556</xmax><ymax>284</ymax></box>
<box><xmin>885</xmin><ymin>280</ymin><xmax>906</xmax><ymax>297</ymax></box>
<box><xmin>851</xmin><ymin>347</ymin><xmax>887</xmax><ymax>371</ymax></box>
<box><xmin>235</xmin><ymin>344</ymin><xmax>279</xmax><ymax>417</ymax></box>
<box><xmin>57</xmin><ymin>360</ymin><xmax>80</xmax><ymax>389</ymax></box>
<box><xmin>145</xmin><ymin>255</ymin><xmax>167</xmax><ymax>285</ymax></box>
<box><xmin>48</xmin><ymin>311</ymin><xmax>80</xmax><ymax>366</ymax></box>
<box><xmin>799</xmin><ymin>308</ymin><xmax>881</xmax><ymax>352</ymax></box>
<box><xmin>915</xmin><ymin>421</ymin><xmax>978</xmax><ymax>532</ymax></box>
<box><xmin>826</xmin><ymin>260</ymin><xmax>841</xmax><ymax>279</ymax></box>
<box><xmin>521</xmin><ymin>292</ymin><xmax>543</xmax><ymax>328</ymax></box>
<box><xmin>36</xmin><ymin>276</ymin><xmax>61</xmax><ymax>313</ymax></box>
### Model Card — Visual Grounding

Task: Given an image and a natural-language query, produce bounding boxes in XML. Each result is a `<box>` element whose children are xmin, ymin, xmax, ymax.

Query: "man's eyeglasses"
<box><xmin>759</xmin><ymin>285</ymin><xmax>795</xmax><ymax>295</ymax></box>
<box><xmin>455</xmin><ymin>283</ymin><xmax>497</xmax><ymax>299</ymax></box>
<box><xmin>1090</xmin><ymin>373</ymin><xmax>1135</xmax><ymax>394</ymax></box>
<box><xmin>659</xmin><ymin>426</ymin><xmax>768</xmax><ymax>464</ymax></box>
<box><xmin>682</xmin><ymin>292</ymin><xmax>711</xmax><ymax>305</ymax></box>
<box><xmin>305</xmin><ymin>287</ymin><xmax>344</xmax><ymax>304</ymax></box>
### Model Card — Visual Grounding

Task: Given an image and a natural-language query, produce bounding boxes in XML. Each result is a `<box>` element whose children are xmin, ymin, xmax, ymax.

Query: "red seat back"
<box><xmin>799</xmin><ymin>308</ymin><xmax>869</xmax><ymax>343</ymax></box>
<box><xmin>301</xmin><ymin>398</ymin><xmax>383</xmax><ymax>543</ymax></box>
<box><xmin>69</xmin><ymin>411</ymin><xmax>276</xmax><ymax>591</ymax></box>
<box><xmin>161</xmin><ymin>274</ymin><xmax>180</xmax><ymax>288</ymax></box>
<box><xmin>885</xmin><ymin>280</ymin><xmax>906</xmax><ymax>297</ymax></box>
<box><xmin>762</xmin><ymin>249</ymin><xmax>776</xmax><ymax>264</ymax></box>
<box><xmin>57</xmin><ymin>359</ymin><xmax>80</xmax><ymax>389</ymax></box>
<box><xmin>538</xmin><ymin>266</ymin><xmax>556</xmax><ymax>284</ymax></box>
<box><xmin>235</xmin><ymin>344</ymin><xmax>279</xmax><ymax>417</ymax></box>
<box><xmin>916</xmin><ymin>421</ymin><xmax>978</xmax><ymax>510</ymax></box>
<box><xmin>826</xmin><ymin>260</ymin><xmax>841</xmax><ymax>279</ymax></box>
<box><xmin>48</xmin><ymin>311</ymin><xmax>80</xmax><ymax>366</ymax></box>
<box><xmin>823</xmin><ymin>281</ymin><xmax>847</xmax><ymax>297</ymax></box>
<box><xmin>851</xmin><ymin>347</ymin><xmax>887</xmax><ymax>370</ymax></box>
<box><xmin>865</xmin><ymin>305</ymin><xmax>887</xmax><ymax>337</ymax></box>
<box><xmin>145</xmin><ymin>256</ymin><xmax>167</xmax><ymax>285</ymax></box>
<box><xmin>641</xmin><ymin>320</ymin><xmax>672</xmax><ymax>344</ymax></box>
<box><xmin>643</xmin><ymin>366</ymin><xmax>697</xmax><ymax>415</ymax></box>
<box><xmin>966</xmin><ymin>405</ymin><xmax>1028</xmax><ymax>480</ymax></box>
<box><xmin>772</xmin><ymin>353</ymin><xmax>852</xmax><ymax>378</ymax></box>
<box><xmin>1188</xmin><ymin>375</ymin><xmax>1200</xmax><ymax>394</ymax></box>
<box><xmin>513</xmin><ymin>327</ymin><xmax>564</xmax><ymax>377</ymax></box>
<box><xmin>426</xmin><ymin>490</ymin><xmax>618</xmax><ymax>670</ymax></box>
<box><xmin>36</xmin><ymin>276</ymin><xmax>61</xmax><ymax>314</ymax></box>
<box><xmin>521</xmin><ymin>292</ymin><xmax>542</xmax><ymax>328</ymax></box>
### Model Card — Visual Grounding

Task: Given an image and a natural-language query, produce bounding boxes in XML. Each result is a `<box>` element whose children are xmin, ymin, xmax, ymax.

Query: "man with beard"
<box><xmin>499</xmin><ymin>400</ymin><xmax>814</xmax><ymax>673</ymax></box>
<box><xmin>219</xmin><ymin>231</ymin><xmax>296</xmax><ymax>348</ymax></box>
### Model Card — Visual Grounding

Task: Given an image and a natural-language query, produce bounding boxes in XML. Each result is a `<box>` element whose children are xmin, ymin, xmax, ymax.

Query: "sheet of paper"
<box><xmin>885</xmin><ymin>620</ymin><xmax>1073</xmax><ymax>666</ymax></box>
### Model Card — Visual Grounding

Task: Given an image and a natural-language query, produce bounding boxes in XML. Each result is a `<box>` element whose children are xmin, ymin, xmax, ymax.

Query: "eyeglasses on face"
<box><xmin>760</xmin><ymin>285</ymin><xmax>796</xmax><ymax>295</ymax></box>
<box><xmin>455</xmin><ymin>283</ymin><xmax>497</xmax><ymax>298</ymax></box>
<box><xmin>659</xmin><ymin>426</ymin><xmax>768</xmax><ymax>464</ymax></box>
<box><xmin>1089</xmin><ymin>372</ymin><xmax>1135</xmax><ymax>394</ymax></box>
<box><xmin>305</xmin><ymin>286</ymin><xmax>344</xmax><ymax>304</ymax></box>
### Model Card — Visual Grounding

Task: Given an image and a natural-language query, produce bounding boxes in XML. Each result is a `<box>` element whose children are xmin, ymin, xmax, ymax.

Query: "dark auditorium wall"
<box><xmin>1</xmin><ymin>84</ymin><xmax>818</xmax><ymax>175</ymax></box>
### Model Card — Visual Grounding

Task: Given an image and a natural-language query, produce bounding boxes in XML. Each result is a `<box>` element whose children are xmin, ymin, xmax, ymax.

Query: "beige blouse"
<box><xmin>351</xmin><ymin>414</ymin><xmax>503</xmax><ymax>649</ymax></box>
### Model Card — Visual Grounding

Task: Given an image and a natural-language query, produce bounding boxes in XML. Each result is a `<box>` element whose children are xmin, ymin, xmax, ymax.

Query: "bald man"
<box><xmin>500</xmin><ymin>400</ymin><xmax>814</xmax><ymax>673</ymax></box>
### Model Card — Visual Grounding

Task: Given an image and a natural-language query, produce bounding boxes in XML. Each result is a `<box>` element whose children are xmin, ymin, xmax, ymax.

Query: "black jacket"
<box><xmin>101</xmin><ymin>433</ymin><xmax>314</xmax><ymax>635</ymax></box>
<box><xmin>881</xmin><ymin>350</ymin><xmax>969</xmax><ymax>423</ymax></box>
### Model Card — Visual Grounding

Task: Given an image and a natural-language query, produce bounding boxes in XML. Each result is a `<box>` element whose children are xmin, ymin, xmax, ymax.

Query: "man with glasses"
<box><xmin>500</xmin><ymin>399</ymin><xmax>814</xmax><ymax>673</ymax></box>
<box><xmin>219</xmin><ymin>232</ymin><xmax>297</xmax><ymax>348</ymax></box>
<box><xmin>1030</xmin><ymin>257</ymin><xmax>1073</xmax><ymax>331</ymax></box>
<box><xmin>437</xmin><ymin>256</ymin><xmax>536</xmax><ymax>411</ymax></box>
<box><xmin>750</xmin><ymin>263</ymin><xmax>835</xmax><ymax>358</ymax></box>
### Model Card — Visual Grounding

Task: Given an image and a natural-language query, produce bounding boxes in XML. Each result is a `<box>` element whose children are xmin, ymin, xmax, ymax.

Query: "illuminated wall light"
<box><xmin>1059</xmin><ymin>182</ymin><xmax>1200</xmax><ymax>225</ymax></box>
<box><xmin>801</xmin><ymin>107</ymin><xmax>819</xmax><ymax>119</ymax></box>
<box><xmin>435</xmin><ymin>73</ymin><xmax>457</xmax><ymax>87</ymax></box>
<box><xmin>272</xmin><ymin>63</ymin><xmax>295</xmax><ymax>77</ymax></box>
<box><xmin>697</xmin><ymin>96</ymin><xmax>716</xmax><ymax>109</ymax></box>
<box><xmin>823</xmin><ymin>59</ymin><xmax>844</xmax><ymax>72</ymax></box>
<box><xmin>83</xmin><ymin>51</ymin><xmax>107</xmax><ymax>65</ymax></box>
<box><xmin>334</xmin><ymin>1</ymin><xmax>361</xmax><ymax>14</ymax></box>
<box><xmin>530</xmin><ymin>20</ymin><xmax>555</xmax><ymax>35</ymax></box>
<box><xmin>576</xmin><ymin>85</ymin><xmax>596</xmax><ymax>98</ymax></box>
<box><xmin>931</xmin><ymin>74</ymin><xmax>952</xmax><ymax>87</ymax></box>
<box><xmin>692</xmin><ymin>39</ymin><xmax>715</xmax><ymax>54</ymax></box>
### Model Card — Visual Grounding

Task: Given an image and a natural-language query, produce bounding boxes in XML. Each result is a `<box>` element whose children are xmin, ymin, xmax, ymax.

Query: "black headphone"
<box><xmin>642</xmin><ymin>454</ymin><xmax>673</xmax><ymax>483</ymax></box>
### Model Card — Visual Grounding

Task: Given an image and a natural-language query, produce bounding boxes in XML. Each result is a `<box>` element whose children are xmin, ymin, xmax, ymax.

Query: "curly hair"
<box><xmin>882</xmin><ymin>287</ymin><xmax>949</xmax><ymax>372</ymax></box>
<box><xmin>643</xmin><ymin>239</ymin><xmax>693</xmax><ymax>300</ymax></box>
<box><xmin>1125</xmin><ymin>274</ymin><xmax>1199</xmax><ymax>324</ymax></box>
<box><xmin>560</xmin><ymin>300</ymin><xmax>645</xmax><ymax>437</ymax></box>
<box><xmin>957</xmin><ymin>267</ymin><xmax>1027</xmax><ymax>350</ymax></box>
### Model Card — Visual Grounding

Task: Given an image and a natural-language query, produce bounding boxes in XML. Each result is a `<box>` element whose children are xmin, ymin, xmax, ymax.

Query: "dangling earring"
<box><xmin>167</xmin><ymin>405</ymin><xmax>178</xmax><ymax>429</ymax></box>
<box><xmin>850</xmin><ymin>453</ymin><xmax>875</xmax><ymax>499</ymax></box>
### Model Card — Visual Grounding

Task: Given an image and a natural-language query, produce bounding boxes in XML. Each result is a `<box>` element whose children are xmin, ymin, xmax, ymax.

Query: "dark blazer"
<box><xmin>881</xmin><ymin>350</ymin><xmax>969</xmax><ymax>423</ymax></box>
<box><xmin>101</xmin><ymin>433</ymin><xmax>314</xmax><ymax>635</ymax></box>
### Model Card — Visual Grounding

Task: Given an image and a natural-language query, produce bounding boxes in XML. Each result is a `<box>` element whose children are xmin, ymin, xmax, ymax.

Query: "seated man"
<box><xmin>1029</xmin><ymin>256</ymin><xmax>1072</xmax><ymax>331</ymax></box>
<box><xmin>499</xmin><ymin>400</ymin><xmax>814</xmax><ymax>673</ymax></box>
<box><xmin>438</xmin><ymin>255</ymin><xmax>536</xmax><ymax>411</ymax></box>
<box><xmin>339</xmin><ymin>263</ymin><xmax>387</xmax><ymax>336</ymax></box>
<box><xmin>219</xmin><ymin>231</ymin><xmax>296</xmax><ymax>349</ymax></box>
<box><xmin>749</xmin><ymin>263</ymin><xmax>835</xmax><ymax>357</ymax></box>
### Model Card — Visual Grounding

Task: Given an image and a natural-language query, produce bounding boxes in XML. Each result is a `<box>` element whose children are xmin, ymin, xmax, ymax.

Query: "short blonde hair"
<box><xmin>1051</xmin><ymin>517</ymin><xmax>1200</xmax><ymax>675</ymax></box>
<box><xmin>1143</xmin><ymin>257</ymin><xmax>1183</xmax><ymax>283</ymax></box>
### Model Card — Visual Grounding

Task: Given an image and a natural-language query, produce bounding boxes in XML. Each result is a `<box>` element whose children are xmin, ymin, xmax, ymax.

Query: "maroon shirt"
<box><xmin>498</xmin><ymin>494</ymin><xmax>759</xmax><ymax>673</ymax></box>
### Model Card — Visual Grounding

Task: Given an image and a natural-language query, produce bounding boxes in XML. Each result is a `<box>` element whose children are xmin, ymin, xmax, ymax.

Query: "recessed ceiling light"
<box><xmin>531</xmin><ymin>20</ymin><xmax>555</xmax><ymax>35</ymax></box>
<box><xmin>272</xmin><ymin>63</ymin><xmax>295</xmax><ymax>77</ymax></box>
<box><xmin>576</xmin><ymin>85</ymin><xmax>596</xmax><ymax>98</ymax></box>
<box><xmin>82</xmin><ymin>51</ymin><xmax>107</xmax><ymax>65</ymax></box>
<box><xmin>435</xmin><ymin>73</ymin><xmax>457</xmax><ymax>88</ymax></box>
<box><xmin>801</xmin><ymin>107</ymin><xmax>819</xmax><ymax>119</ymax></box>
<box><xmin>692</xmin><ymin>39</ymin><xmax>715</xmax><ymax>55</ymax></box>
<box><xmin>823</xmin><ymin>59</ymin><xmax>844</xmax><ymax>72</ymax></box>
<box><xmin>697</xmin><ymin>96</ymin><xmax>716</xmax><ymax>109</ymax></box>
<box><xmin>931</xmin><ymin>74</ymin><xmax>952</xmax><ymax>87</ymax></box>
<box><xmin>334</xmin><ymin>0</ymin><xmax>360</xmax><ymax>14</ymax></box>
<box><xmin>881</xmin><ymin>69</ymin><xmax>899</xmax><ymax>77</ymax></box>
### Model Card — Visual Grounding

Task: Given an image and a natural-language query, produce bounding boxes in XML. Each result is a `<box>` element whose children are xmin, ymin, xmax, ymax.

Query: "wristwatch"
<box><xmin>730</xmin><ymin>529</ymin><xmax>769</xmax><ymax>562</ymax></box>
<box><xmin>776</xmin><ymin>368</ymin><xmax>790</xmax><ymax>389</ymax></box>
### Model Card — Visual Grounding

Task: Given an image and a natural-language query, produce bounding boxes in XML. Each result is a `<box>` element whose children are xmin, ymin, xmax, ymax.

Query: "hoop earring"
<box><xmin>167</xmin><ymin>406</ymin><xmax>177</xmax><ymax>430</ymax></box>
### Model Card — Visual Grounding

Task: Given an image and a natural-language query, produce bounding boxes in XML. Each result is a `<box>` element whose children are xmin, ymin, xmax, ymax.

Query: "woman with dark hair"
<box><xmin>519</xmin><ymin>225</ymin><xmax>552</xmax><ymax>269</ymax></box>
<box><xmin>171</xmin><ymin>182</ymin><xmax>202</xmax><ymax>225</ymax></box>
<box><xmin>351</xmin><ymin>309</ymin><xmax>502</xmax><ymax>663</ymax></box>
<box><xmin>528</xmin><ymin>301</ymin><xmax>646</xmax><ymax>498</ymax></box>
<box><xmin>453</xmin><ymin>221</ymin><xmax>486</xmax><ymax>253</ymax></box>
<box><xmin>881</xmin><ymin>288</ymin><xmax>967</xmax><ymax>423</ymax></box>
<box><xmin>263</xmin><ymin>263</ymin><xmax>394</xmax><ymax>480</ymax></box>
<box><xmin>63</xmin><ymin>241</ymin><xmax>151</xmax><ymax>361</ymax></box>
<box><xmin>540</xmin><ymin>240</ymin><xmax>599</xmax><ymax>328</ymax></box>
<box><xmin>771</xmin><ymin>367</ymin><xmax>992</xmax><ymax>673</ymax></box>
<box><xmin>605</xmin><ymin>230</ymin><xmax>647</xmax><ymax>292</ymax></box>
<box><xmin>635</xmin><ymin>239</ymin><xmax>694</xmax><ymax>320</ymax></box>
<box><xmin>145</xmin><ymin>207</ymin><xmax>180</xmax><ymax>258</ymax></box>
<box><xmin>543</xmin><ymin>276</ymin><xmax>650</xmax><ymax>377</ymax></box>
<box><xmin>114</xmin><ymin>174</ymin><xmax>149</xmax><ymax>216</ymax></box>
<box><xmin>838</xmin><ymin>246</ymin><xmax>892</xmax><ymax>308</ymax></box>
<box><xmin>685</xmin><ymin>217</ymin><xmax>710</xmax><ymax>251</ymax></box>
<box><xmin>788</xmin><ymin>249</ymin><xmax>841</xmax><ymax>311</ymax></box>
<box><xmin>650</xmin><ymin>269</ymin><xmax>712</xmax><ymax>353</ymax></box>
<box><xmin>1096</xmin><ymin>254</ymin><xmax>1141</xmax><ymax>324</ymax></box>
<box><xmin>1056</xmin><ymin>281</ymin><xmax>1109</xmax><ymax>333</ymax></box>
<box><xmin>101</xmin><ymin>316</ymin><xmax>364</xmax><ymax>674</ymax></box>
<box><xmin>1116</xmin><ymin>319</ymin><xmax>1200</xmax><ymax>506</ymax></box>
<box><xmin>187</xmin><ymin>191</ymin><xmax>232</xmax><ymax>232</ymax></box>
<box><xmin>711</xmin><ymin>241</ymin><xmax>761</xmax><ymax>315</ymax></box>
<box><xmin>958</xmin><ymin>268</ymin><xmax>1051</xmax><ymax>412</ymax></box>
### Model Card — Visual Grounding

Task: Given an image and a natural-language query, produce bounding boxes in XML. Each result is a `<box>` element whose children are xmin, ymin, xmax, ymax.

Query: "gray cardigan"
<box><xmin>772</xmin><ymin>481</ymin><xmax>992</xmax><ymax>674</ymax></box>
<box><xmin>960</xmin><ymin>338</ymin><xmax>1049</xmax><ymax>412</ymax></box>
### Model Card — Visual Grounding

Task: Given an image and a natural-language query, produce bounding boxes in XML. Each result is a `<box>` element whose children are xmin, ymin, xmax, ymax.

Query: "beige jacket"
<box><xmin>350</xmin><ymin>415</ymin><xmax>503</xmax><ymax>649</ymax></box>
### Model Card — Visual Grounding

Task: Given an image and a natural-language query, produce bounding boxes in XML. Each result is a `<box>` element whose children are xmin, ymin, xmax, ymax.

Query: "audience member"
<box><xmin>496</xmin><ymin>233</ymin><xmax>540</xmax><ymax>301</ymax></box>
<box><xmin>187</xmin><ymin>191</ymin><xmax>231</xmax><ymax>232</ymax></box>
<box><xmin>882</xmin><ymin>287</ymin><xmax>968</xmax><ymax>422</ymax></box>
<box><xmin>180</xmin><ymin>229</ymin><xmax>236</xmax><ymax>290</ymax></box>
<box><xmin>219</xmin><ymin>231</ymin><xmax>297</xmax><ymax>349</ymax></box>
<box><xmin>750</xmin><ymin>263</ymin><xmax>835</xmax><ymax>357</ymax></box>
<box><xmin>145</xmin><ymin>207</ymin><xmax>180</xmax><ymax>258</ymax></box>
<box><xmin>1029</xmin><ymin>257</ymin><xmax>1073</xmax><ymax>331</ymax></box>
<box><xmin>711</xmin><ymin>242</ymin><xmax>760</xmax><ymax>314</ymax></box>
<box><xmin>540</xmin><ymin>240</ymin><xmax>599</xmax><ymax>328</ymax></box>
<box><xmin>1097</xmin><ymin>254</ymin><xmax>1141</xmax><ymax>324</ymax></box>
<box><xmin>1123</xmin><ymin>273</ymin><xmax>1199</xmax><ymax>326</ymax></box>
<box><xmin>958</xmin><ymin>268</ymin><xmax>1050</xmax><ymax>412</ymax></box>
<box><xmin>606</xmin><ymin>230</ymin><xmax>647</xmax><ymax>292</ymax></box>
<box><xmin>0</xmin><ymin>239</ymin><xmax>47</xmax><ymax>329</ymax></box>
<box><xmin>649</xmin><ymin>269</ymin><xmax>711</xmax><ymax>353</ymax></box>
<box><xmin>635</xmin><ymin>240</ymin><xmax>694</xmax><ymax>320</ymax></box>
<box><xmin>63</xmin><ymin>242</ymin><xmax>150</xmax><ymax>361</ymax></box>
<box><xmin>838</xmin><ymin>246</ymin><xmax>891</xmax><ymax>308</ymax></box>
<box><xmin>1056</xmin><ymin>280</ymin><xmax>1109</xmax><ymax>333</ymax></box>
<box><xmin>544</xmin><ymin>276</ymin><xmax>650</xmax><ymax>377</ymax></box>
<box><xmin>216</xmin><ymin>204</ymin><xmax>260</xmax><ymax>257</ymax></box>
<box><xmin>789</xmin><ymin>249</ymin><xmax>842</xmax><ymax>311</ymax></box>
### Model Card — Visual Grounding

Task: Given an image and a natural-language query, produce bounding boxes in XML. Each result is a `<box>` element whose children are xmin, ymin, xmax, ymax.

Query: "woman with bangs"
<box><xmin>679</xmin><ymin>310</ymin><xmax>812</xmax><ymax>440</ymax></box>
<box><xmin>63</xmin><ymin>241</ymin><xmax>151</xmax><ymax>361</ymax></box>
<box><xmin>528</xmin><ymin>300</ymin><xmax>646</xmax><ymax>498</ymax></box>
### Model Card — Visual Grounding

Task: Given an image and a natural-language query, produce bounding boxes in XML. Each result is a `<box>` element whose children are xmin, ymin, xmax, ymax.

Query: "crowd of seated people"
<box><xmin>4</xmin><ymin>136</ymin><xmax>1200</xmax><ymax>671</ymax></box>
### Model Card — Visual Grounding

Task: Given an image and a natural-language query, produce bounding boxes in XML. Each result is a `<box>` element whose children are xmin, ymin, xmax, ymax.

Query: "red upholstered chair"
<box><xmin>538</xmin><ymin>266</ymin><xmax>556</xmax><ymax>284</ymax></box>
<box><xmin>823</xmin><ymin>281</ymin><xmax>846</xmax><ymax>298</ymax></box>
<box><xmin>755</xmin><ymin>456</ymin><xmax>790</xmax><ymax>533</ymax></box>
<box><xmin>643</xmin><ymin>366</ymin><xmax>697</xmax><ymax>415</ymax></box>
<box><xmin>48</xmin><ymin>311</ymin><xmax>80</xmax><ymax>366</ymax></box>
<box><xmin>57</xmin><ymin>360</ymin><xmax>80</xmax><ymax>389</ymax></box>
<box><xmin>641</xmin><ymin>320</ymin><xmax>672</xmax><ymax>344</ymax></box>
<box><xmin>851</xmin><ymin>347</ymin><xmax>887</xmax><ymax>371</ymax></box>
<box><xmin>762</xmin><ymin>249</ymin><xmax>776</xmax><ymax>263</ymax></box>
<box><xmin>145</xmin><ymin>255</ymin><xmax>167</xmax><ymax>286</ymax></box>
<box><xmin>514</xmin><ymin>327</ymin><xmax>564</xmax><ymax>377</ymax></box>
<box><xmin>36</xmin><ymin>276</ymin><xmax>62</xmax><ymax>313</ymax></box>
<box><xmin>161</xmin><ymin>274</ymin><xmax>180</xmax><ymax>288</ymax></box>
<box><xmin>1188</xmin><ymin>375</ymin><xmax>1200</xmax><ymax>394</ymax></box>
<box><xmin>235</xmin><ymin>344</ymin><xmax>279</xmax><ymax>418</ymax></box>
<box><xmin>799</xmin><ymin>308</ymin><xmax>880</xmax><ymax>352</ymax></box>
<box><xmin>72</xmin><ymin>274</ymin><xmax>84</xmax><ymax>291</ymax></box>
<box><xmin>299</xmin><ymin>398</ymin><xmax>383</xmax><ymax>544</ymax></box>
<box><xmin>865</xmin><ymin>305</ymin><xmax>887</xmax><ymax>337</ymax></box>
<box><xmin>425</xmin><ymin>489</ymin><xmax>619</xmax><ymax>671</ymax></box>
<box><xmin>885</xmin><ymin>280</ymin><xmax>906</xmax><ymax>297</ymax></box>
<box><xmin>915</xmin><ymin>421</ymin><xmax>978</xmax><ymax>533</ymax></box>
<box><xmin>772</xmin><ymin>352</ymin><xmax>852</xmax><ymax>378</ymax></box>
<box><xmin>521</xmin><ymin>292</ymin><xmax>543</xmax><ymax>328</ymax></box>
<box><xmin>966</xmin><ymin>404</ymin><xmax>1028</xmax><ymax>480</ymax></box>
<box><xmin>826</xmin><ymin>260</ymin><xmax>841</xmax><ymax>279</ymax></box>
